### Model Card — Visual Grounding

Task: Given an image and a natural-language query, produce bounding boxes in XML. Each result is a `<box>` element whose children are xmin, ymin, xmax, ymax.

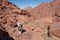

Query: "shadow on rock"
<box><xmin>0</xmin><ymin>29</ymin><xmax>14</xmax><ymax>40</ymax></box>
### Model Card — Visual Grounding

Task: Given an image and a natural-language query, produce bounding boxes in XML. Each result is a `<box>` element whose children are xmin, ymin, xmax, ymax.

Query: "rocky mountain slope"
<box><xmin>0</xmin><ymin>0</ymin><xmax>60</xmax><ymax>40</ymax></box>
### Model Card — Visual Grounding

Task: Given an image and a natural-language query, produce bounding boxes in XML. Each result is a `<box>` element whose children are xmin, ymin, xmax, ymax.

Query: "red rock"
<box><xmin>1</xmin><ymin>0</ymin><xmax>60</xmax><ymax>40</ymax></box>
<box><xmin>49</xmin><ymin>22</ymin><xmax>60</xmax><ymax>39</ymax></box>
<box><xmin>30</xmin><ymin>2</ymin><xmax>55</xmax><ymax>19</ymax></box>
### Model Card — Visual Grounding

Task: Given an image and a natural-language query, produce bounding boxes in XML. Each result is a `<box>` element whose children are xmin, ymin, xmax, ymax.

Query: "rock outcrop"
<box><xmin>0</xmin><ymin>0</ymin><xmax>31</xmax><ymax>40</ymax></box>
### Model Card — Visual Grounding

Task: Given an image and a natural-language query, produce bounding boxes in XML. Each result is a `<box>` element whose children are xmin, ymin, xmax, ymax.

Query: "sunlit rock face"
<box><xmin>0</xmin><ymin>0</ymin><xmax>60</xmax><ymax>40</ymax></box>
<box><xmin>49</xmin><ymin>22</ymin><xmax>60</xmax><ymax>40</ymax></box>
<box><xmin>0</xmin><ymin>0</ymin><xmax>32</xmax><ymax>40</ymax></box>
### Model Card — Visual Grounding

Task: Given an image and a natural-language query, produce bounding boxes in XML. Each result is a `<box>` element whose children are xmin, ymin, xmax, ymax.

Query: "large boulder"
<box><xmin>49</xmin><ymin>22</ymin><xmax>60</xmax><ymax>40</ymax></box>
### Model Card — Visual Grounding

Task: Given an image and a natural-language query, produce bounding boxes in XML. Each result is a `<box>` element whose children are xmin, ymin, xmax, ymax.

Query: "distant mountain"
<box><xmin>24</xmin><ymin>6</ymin><xmax>32</xmax><ymax>12</ymax></box>
<box><xmin>30</xmin><ymin>2</ymin><xmax>55</xmax><ymax>19</ymax></box>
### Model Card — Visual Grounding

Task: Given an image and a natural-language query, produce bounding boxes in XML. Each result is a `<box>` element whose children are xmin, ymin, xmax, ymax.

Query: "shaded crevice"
<box><xmin>0</xmin><ymin>29</ymin><xmax>14</xmax><ymax>40</ymax></box>
<box><xmin>20</xmin><ymin>10</ymin><xmax>31</xmax><ymax>17</ymax></box>
<box><xmin>0</xmin><ymin>4</ymin><xmax>2</xmax><ymax>6</ymax></box>
<box><xmin>21</xmin><ymin>29</ymin><xmax>26</xmax><ymax>33</ymax></box>
<box><xmin>32</xmin><ymin>29</ymin><xmax>34</xmax><ymax>31</ymax></box>
<box><xmin>55</xmin><ymin>13</ymin><xmax>60</xmax><ymax>17</ymax></box>
<box><xmin>47</xmin><ymin>26</ymin><xmax>50</xmax><ymax>37</ymax></box>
